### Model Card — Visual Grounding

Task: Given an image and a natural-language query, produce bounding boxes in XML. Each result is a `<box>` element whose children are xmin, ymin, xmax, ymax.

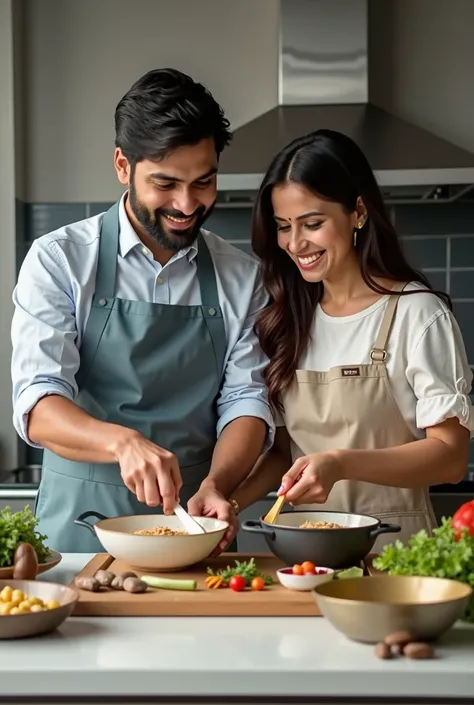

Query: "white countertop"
<box><xmin>0</xmin><ymin>554</ymin><xmax>474</xmax><ymax>703</ymax></box>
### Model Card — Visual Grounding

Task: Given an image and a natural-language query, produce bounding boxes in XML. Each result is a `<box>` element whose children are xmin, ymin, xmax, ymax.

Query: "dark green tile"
<box><xmin>26</xmin><ymin>447</ymin><xmax>43</xmax><ymax>465</ymax></box>
<box><xmin>451</xmin><ymin>237</ymin><xmax>474</xmax><ymax>267</ymax></box>
<box><xmin>15</xmin><ymin>199</ymin><xmax>26</xmax><ymax>245</ymax></box>
<box><xmin>401</xmin><ymin>237</ymin><xmax>447</xmax><ymax>268</ymax></box>
<box><xmin>206</xmin><ymin>208</ymin><xmax>252</xmax><ymax>240</ymax></box>
<box><xmin>88</xmin><ymin>202</ymin><xmax>114</xmax><ymax>216</ymax></box>
<box><xmin>26</xmin><ymin>203</ymin><xmax>87</xmax><ymax>240</ymax></box>
<box><xmin>395</xmin><ymin>203</ymin><xmax>474</xmax><ymax>235</ymax></box>
<box><xmin>452</xmin><ymin>302</ymin><xmax>474</xmax><ymax>363</ymax></box>
<box><xmin>231</xmin><ymin>242</ymin><xmax>256</xmax><ymax>258</ymax></box>
<box><xmin>15</xmin><ymin>243</ymin><xmax>30</xmax><ymax>275</ymax></box>
<box><xmin>451</xmin><ymin>271</ymin><xmax>474</xmax><ymax>299</ymax></box>
<box><xmin>423</xmin><ymin>270</ymin><xmax>447</xmax><ymax>291</ymax></box>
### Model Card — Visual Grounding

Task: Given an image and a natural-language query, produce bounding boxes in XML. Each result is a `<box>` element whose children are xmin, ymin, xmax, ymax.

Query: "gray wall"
<box><xmin>0</xmin><ymin>0</ymin><xmax>20</xmax><ymax>471</ymax></box>
<box><xmin>19</xmin><ymin>0</ymin><xmax>279</xmax><ymax>203</ymax></box>
<box><xmin>369</xmin><ymin>0</ymin><xmax>474</xmax><ymax>153</ymax></box>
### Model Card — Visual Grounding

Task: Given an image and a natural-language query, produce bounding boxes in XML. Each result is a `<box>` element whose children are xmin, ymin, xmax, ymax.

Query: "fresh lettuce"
<box><xmin>374</xmin><ymin>518</ymin><xmax>474</xmax><ymax>622</ymax></box>
<box><xmin>0</xmin><ymin>505</ymin><xmax>50</xmax><ymax>567</ymax></box>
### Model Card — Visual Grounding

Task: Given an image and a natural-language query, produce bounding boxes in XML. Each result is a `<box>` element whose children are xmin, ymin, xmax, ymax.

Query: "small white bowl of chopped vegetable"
<box><xmin>277</xmin><ymin>561</ymin><xmax>335</xmax><ymax>591</ymax></box>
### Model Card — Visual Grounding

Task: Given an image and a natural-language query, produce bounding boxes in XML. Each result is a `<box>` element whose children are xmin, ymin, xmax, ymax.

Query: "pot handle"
<box><xmin>73</xmin><ymin>510</ymin><xmax>108</xmax><ymax>535</ymax></box>
<box><xmin>240</xmin><ymin>520</ymin><xmax>276</xmax><ymax>539</ymax></box>
<box><xmin>369</xmin><ymin>522</ymin><xmax>401</xmax><ymax>540</ymax></box>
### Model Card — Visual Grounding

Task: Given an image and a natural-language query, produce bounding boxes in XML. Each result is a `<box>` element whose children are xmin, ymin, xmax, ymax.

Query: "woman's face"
<box><xmin>271</xmin><ymin>182</ymin><xmax>364</xmax><ymax>283</ymax></box>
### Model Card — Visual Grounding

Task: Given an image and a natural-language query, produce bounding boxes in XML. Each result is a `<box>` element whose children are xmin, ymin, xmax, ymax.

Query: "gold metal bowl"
<box><xmin>313</xmin><ymin>575</ymin><xmax>472</xmax><ymax>643</ymax></box>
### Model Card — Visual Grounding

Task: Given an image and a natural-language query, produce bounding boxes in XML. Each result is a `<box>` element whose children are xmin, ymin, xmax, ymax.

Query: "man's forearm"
<box><xmin>202</xmin><ymin>416</ymin><xmax>267</xmax><ymax>497</ymax></box>
<box><xmin>231</xmin><ymin>448</ymin><xmax>289</xmax><ymax>511</ymax></box>
<box><xmin>28</xmin><ymin>395</ymin><xmax>135</xmax><ymax>463</ymax></box>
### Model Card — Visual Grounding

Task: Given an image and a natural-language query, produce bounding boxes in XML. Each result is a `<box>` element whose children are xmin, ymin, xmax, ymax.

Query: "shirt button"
<box><xmin>156</xmin><ymin>277</ymin><xmax>163</xmax><ymax>285</ymax></box>
<box><xmin>98</xmin><ymin>298</ymin><xmax>107</xmax><ymax>307</ymax></box>
<box><xmin>141</xmin><ymin>246</ymin><xmax>149</xmax><ymax>255</ymax></box>
<box><xmin>208</xmin><ymin>307</ymin><xmax>217</xmax><ymax>316</ymax></box>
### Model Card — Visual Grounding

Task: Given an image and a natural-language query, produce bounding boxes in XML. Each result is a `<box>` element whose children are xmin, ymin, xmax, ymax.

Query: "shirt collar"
<box><xmin>117</xmin><ymin>192</ymin><xmax>199</xmax><ymax>263</ymax></box>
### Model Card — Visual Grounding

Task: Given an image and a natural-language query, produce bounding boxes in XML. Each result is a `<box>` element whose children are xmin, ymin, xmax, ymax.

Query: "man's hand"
<box><xmin>187</xmin><ymin>484</ymin><xmax>238</xmax><ymax>554</ymax></box>
<box><xmin>113</xmin><ymin>431</ymin><xmax>183</xmax><ymax>513</ymax></box>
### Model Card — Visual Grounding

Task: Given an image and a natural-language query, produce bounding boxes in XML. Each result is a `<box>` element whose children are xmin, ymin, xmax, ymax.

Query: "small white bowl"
<box><xmin>277</xmin><ymin>567</ymin><xmax>334</xmax><ymax>592</ymax></box>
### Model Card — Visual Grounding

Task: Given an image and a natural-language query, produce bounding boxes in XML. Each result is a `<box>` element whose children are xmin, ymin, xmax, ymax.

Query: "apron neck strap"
<box><xmin>95</xmin><ymin>202</ymin><xmax>120</xmax><ymax>301</ymax></box>
<box><xmin>195</xmin><ymin>233</ymin><xmax>219</xmax><ymax>307</ymax></box>
<box><xmin>94</xmin><ymin>204</ymin><xmax>219</xmax><ymax>307</ymax></box>
<box><xmin>370</xmin><ymin>282</ymin><xmax>407</xmax><ymax>364</ymax></box>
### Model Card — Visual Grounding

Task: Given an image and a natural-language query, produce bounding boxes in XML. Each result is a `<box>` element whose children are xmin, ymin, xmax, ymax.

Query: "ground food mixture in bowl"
<box><xmin>132</xmin><ymin>527</ymin><xmax>188</xmax><ymax>536</ymax></box>
<box><xmin>299</xmin><ymin>520</ymin><xmax>343</xmax><ymax>529</ymax></box>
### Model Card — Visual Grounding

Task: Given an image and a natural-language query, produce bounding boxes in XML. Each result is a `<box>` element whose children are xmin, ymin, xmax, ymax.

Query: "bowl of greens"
<box><xmin>0</xmin><ymin>506</ymin><xmax>60</xmax><ymax>579</ymax></box>
<box><xmin>373</xmin><ymin>509</ymin><xmax>474</xmax><ymax>624</ymax></box>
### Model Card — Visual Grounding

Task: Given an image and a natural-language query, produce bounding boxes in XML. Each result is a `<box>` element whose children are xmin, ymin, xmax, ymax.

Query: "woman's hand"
<box><xmin>277</xmin><ymin>452</ymin><xmax>342</xmax><ymax>505</ymax></box>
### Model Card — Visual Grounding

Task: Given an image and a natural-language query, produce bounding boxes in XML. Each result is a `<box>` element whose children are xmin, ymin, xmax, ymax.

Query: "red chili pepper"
<box><xmin>452</xmin><ymin>500</ymin><xmax>474</xmax><ymax>539</ymax></box>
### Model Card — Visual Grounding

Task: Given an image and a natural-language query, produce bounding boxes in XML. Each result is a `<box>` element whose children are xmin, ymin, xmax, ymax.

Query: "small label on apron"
<box><xmin>341</xmin><ymin>367</ymin><xmax>361</xmax><ymax>377</ymax></box>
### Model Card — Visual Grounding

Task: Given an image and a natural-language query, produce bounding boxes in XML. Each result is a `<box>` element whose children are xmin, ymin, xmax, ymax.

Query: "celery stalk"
<box><xmin>141</xmin><ymin>575</ymin><xmax>197</xmax><ymax>591</ymax></box>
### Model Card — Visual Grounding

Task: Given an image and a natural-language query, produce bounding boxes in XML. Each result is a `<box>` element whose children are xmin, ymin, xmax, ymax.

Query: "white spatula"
<box><xmin>173</xmin><ymin>503</ymin><xmax>206</xmax><ymax>534</ymax></box>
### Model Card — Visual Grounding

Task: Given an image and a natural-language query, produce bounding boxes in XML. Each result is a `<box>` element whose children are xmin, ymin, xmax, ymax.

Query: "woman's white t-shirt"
<box><xmin>278</xmin><ymin>282</ymin><xmax>474</xmax><ymax>439</ymax></box>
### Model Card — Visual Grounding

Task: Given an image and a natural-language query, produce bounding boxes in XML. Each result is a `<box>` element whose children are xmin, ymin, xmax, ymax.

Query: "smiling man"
<box><xmin>11</xmin><ymin>68</ymin><xmax>273</xmax><ymax>553</ymax></box>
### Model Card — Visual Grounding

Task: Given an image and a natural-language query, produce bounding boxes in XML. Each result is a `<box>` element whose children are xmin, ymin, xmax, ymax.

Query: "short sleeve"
<box><xmin>406</xmin><ymin>311</ymin><xmax>474</xmax><ymax>437</ymax></box>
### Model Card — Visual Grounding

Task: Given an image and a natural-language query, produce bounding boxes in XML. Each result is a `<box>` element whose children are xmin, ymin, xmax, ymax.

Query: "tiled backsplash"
<box><xmin>17</xmin><ymin>200</ymin><xmax>474</xmax><ymax>475</ymax></box>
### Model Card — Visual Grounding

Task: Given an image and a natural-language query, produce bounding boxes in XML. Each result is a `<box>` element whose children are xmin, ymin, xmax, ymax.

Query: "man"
<box><xmin>11</xmin><ymin>68</ymin><xmax>273</xmax><ymax>553</ymax></box>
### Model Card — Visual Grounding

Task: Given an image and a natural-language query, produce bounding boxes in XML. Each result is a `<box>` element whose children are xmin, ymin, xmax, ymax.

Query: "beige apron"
<box><xmin>282</xmin><ymin>282</ymin><xmax>437</xmax><ymax>553</ymax></box>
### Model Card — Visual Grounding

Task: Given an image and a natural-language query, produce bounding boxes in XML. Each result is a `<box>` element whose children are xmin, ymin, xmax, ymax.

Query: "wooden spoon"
<box><xmin>263</xmin><ymin>494</ymin><xmax>286</xmax><ymax>524</ymax></box>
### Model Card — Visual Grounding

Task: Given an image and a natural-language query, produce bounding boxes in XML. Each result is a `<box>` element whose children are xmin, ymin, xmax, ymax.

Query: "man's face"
<box><xmin>115</xmin><ymin>138</ymin><xmax>218</xmax><ymax>252</ymax></box>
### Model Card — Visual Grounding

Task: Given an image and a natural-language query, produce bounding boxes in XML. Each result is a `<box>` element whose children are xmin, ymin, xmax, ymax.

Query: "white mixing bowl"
<box><xmin>74</xmin><ymin>511</ymin><xmax>228</xmax><ymax>571</ymax></box>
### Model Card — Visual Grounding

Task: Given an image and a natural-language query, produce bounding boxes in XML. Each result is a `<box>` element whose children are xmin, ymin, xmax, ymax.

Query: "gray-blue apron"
<box><xmin>35</xmin><ymin>201</ymin><xmax>228</xmax><ymax>553</ymax></box>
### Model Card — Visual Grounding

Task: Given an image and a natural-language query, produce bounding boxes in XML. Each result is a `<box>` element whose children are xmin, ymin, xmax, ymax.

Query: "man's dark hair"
<box><xmin>114</xmin><ymin>68</ymin><xmax>232</xmax><ymax>165</ymax></box>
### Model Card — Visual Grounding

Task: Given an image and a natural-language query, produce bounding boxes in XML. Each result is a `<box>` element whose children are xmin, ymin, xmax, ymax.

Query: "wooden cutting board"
<box><xmin>71</xmin><ymin>552</ymin><xmax>326</xmax><ymax>617</ymax></box>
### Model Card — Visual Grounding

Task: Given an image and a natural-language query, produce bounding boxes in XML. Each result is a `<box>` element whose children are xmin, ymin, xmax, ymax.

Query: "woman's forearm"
<box><xmin>336</xmin><ymin>420</ymin><xmax>470</xmax><ymax>487</ymax></box>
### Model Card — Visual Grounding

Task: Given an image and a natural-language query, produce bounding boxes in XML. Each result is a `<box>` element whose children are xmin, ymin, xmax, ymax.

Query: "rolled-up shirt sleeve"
<box><xmin>406</xmin><ymin>310</ymin><xmax>474</xmax><ymax>437</ymax></box>
<box><xmin>216</xmin><ymin>267</ymin><xmax>275</xmax><ymax>450</ymax></box>
<box><xmin>11</xmin><ymin>239</ymin><xmax>80</xmax><ymax>446</ymax></box>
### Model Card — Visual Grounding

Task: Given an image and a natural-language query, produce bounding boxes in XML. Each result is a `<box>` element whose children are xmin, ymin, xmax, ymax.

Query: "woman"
<box><xmin>232</xmin><ymin>129</ymin><xmax>474</xmax><ymax>550</ymax></box>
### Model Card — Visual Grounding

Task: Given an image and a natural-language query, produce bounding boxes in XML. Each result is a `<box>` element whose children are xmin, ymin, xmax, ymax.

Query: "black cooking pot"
<box><xmin>241</xmin><ymin>510</ymin><xmax>401</xmax><ymax>569</ymax></box>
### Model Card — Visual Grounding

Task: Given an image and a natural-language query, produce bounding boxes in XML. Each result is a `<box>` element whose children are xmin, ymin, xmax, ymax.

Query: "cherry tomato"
<box><xmin>292</xmin><ymin>564</ymin><xmax>304</xmax><ymax>575</ymax></box>
<box><xmin>301</xmin><ymin>561</ymin><xmax>316</xmax><ymax>574</ymax></box>
<box><xmin>251</xmin><ymin>577</ymin><xmax>265</xmax><ymax>591</ymax></box>
<box><xmin>229</xmin><ymin>575</ymin><xmax>246</xmax><ymax>592</ymax></box>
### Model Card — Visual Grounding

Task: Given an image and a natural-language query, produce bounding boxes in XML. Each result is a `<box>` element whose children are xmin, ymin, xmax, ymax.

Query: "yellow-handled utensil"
<box><xmin>264</xmin><ymin>471</ymin><xmax>305</xmax><ymax>524</ymax></box>
<box><xmin>263</xmin><ymin>494</ymin><xmax>286</xmax><ymax>524</ymax></box>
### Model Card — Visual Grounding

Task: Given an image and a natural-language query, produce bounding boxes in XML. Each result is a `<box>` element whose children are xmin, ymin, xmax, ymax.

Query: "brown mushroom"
<box><xmin>12</xmin><ymin>543</ymin><xmax>38</xmax><ymax>581</ymax></box>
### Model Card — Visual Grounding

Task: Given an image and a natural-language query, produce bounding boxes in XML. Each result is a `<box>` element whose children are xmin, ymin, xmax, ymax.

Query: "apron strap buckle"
<box><xmin>370</xmin><ymin>348</ymin><xmax>387</xmax><ymax>363</ymax></box>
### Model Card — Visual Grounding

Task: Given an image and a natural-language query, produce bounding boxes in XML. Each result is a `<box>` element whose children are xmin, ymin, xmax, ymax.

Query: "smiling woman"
<box><xmin>231</xmin><ymin>129</ymin><xmax>474</xmax><ymax>552</ymax></box>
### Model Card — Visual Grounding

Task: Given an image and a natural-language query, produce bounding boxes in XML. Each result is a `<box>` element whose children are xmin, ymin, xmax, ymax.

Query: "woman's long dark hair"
<box><xmin>252</xmin><ymin>129</ymin><xmax>451</xmax><ymax>412</ymax></box>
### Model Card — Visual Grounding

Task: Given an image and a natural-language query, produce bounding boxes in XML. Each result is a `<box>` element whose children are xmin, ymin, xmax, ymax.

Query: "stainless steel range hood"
<box><xmin>217</xmin><ymin>0</ymin><xmax>474</xmax><ymax>199</ymax></box>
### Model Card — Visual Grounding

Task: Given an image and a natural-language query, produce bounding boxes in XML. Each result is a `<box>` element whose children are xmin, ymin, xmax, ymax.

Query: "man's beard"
<box><xmin>128</xmin><ymin>182</ymin><xmax>215</xmax><ymax>252</ymax></box>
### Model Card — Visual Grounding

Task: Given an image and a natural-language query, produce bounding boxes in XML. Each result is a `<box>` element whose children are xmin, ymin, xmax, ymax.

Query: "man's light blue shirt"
<box><xmin>11</xmin><ymin>194</ymin><xmax>274</xmax><ymax>449</ymax></box>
